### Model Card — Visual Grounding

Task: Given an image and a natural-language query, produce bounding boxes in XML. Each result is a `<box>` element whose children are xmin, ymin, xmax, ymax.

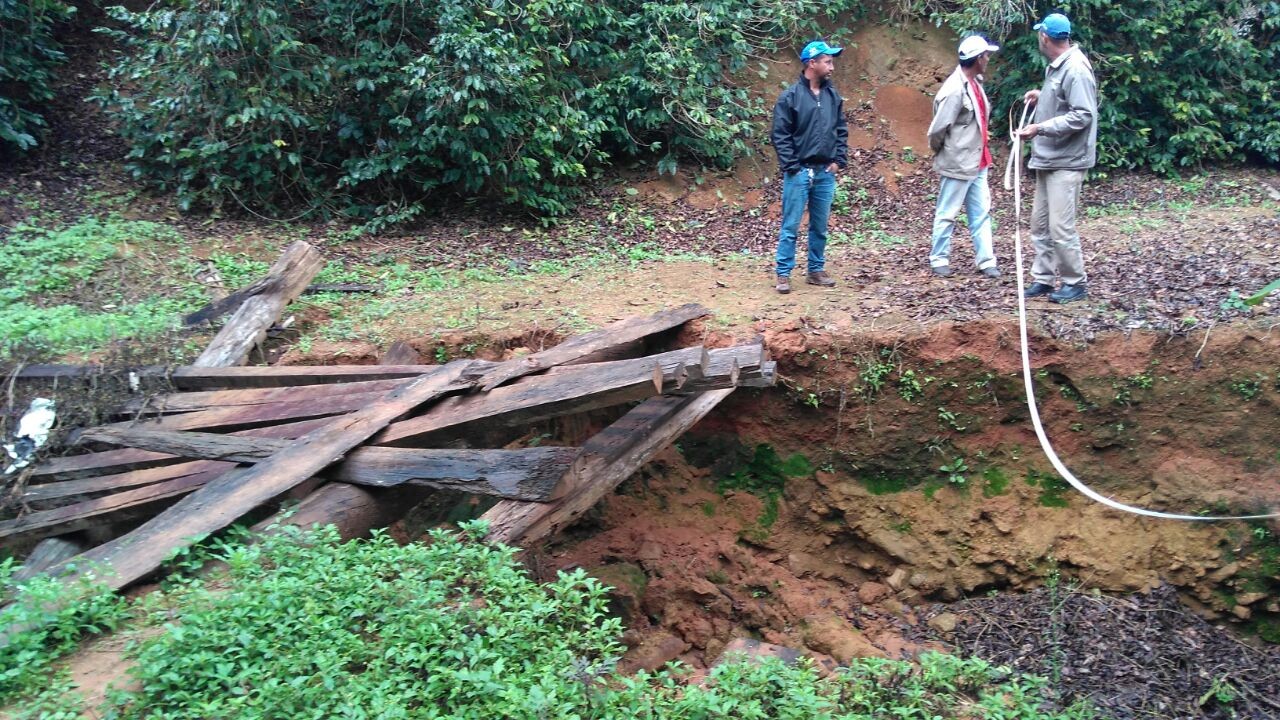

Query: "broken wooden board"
<box><xmin>482</xmin><ymin>389</ymin><xmax>734</xmax><ymax>545</ymax></box>
<box><xmin>1</xmin><ymin>467</ymin><xmax>231</xmax><ymax>546</ymax></box>
<box><xmin>374</xmin><ymin>358</ymin><xmax>681</xmax><ymax>446</ymax></box>
<box><xmin>193</xmin><ymin>241</ymin><xmax>325</xmax><ymax>367</ymax></box>
<box><xmin>74</xmin><ymin>427</ymin><xmax>578</xmax><ymax>501</ymax></box>
<box><xmin>118</xmin><ymin>378</ymin><xmax>411</xmax><ymax>415</ymax></box>
<box><xmin>56</xmin><ymin>363</ymin><xmax>469</xmax><ymax>590</ymax></box>
<box><xmin>34</xmin><ymin>417</ymin><xmax>335</xmax><ymax>482</ymax></box>
<box><xmin>10</xmin><ymin>362</ymin><xmax>490</xmax><ymax>389</ymax></box>
<box><xmin>475</xmin><ymin>303</ymin><xmax>709</xmax><ymax>391</ymax></box>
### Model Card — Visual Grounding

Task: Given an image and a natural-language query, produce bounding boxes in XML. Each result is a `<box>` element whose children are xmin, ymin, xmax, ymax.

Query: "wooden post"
<box><xmin>192</xmin><ymin>241</ymin><xmax>325</xmax><ymax>367</ymax></box>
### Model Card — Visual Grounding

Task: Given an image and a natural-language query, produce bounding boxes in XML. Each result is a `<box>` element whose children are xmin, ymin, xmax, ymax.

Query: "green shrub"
<box><xmin>917</xmin><ymin>0</ymin><xmax>1280</xmax><ymax>172</ymax></box>
<box><xmin>0</xmin><ymin>558</ymin><xmax>129</xmax><ymax>710</ymax></box>
<box><xmin>0</xmin><ymin>0</ymin><xmax>75</xmax><ymax>151</ymax></box>
<box><xmin>95</xmin><ymin>0</ymin><xmax>856</xmax><ymax>221</ymax></box>
<box><xmin>110</xmin><ymin>522</ymin><xmax>625</xmax><ymax>718</ymax></box>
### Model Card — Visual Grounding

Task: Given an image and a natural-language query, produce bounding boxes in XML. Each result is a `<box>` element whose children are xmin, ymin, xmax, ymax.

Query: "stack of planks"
<box><xmin>5</xmin><ymin>298</ymin><xmax>775</xmax><ymax>592</ymax></box>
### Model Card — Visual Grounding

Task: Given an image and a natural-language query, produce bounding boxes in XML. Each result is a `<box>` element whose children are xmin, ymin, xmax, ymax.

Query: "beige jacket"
<box><xmin>927</xmin><ymin>67</ymin><xmax>991</xmax><ymax>181</ymax></box>
<box><xmin>1029</xmin><ymin>45</ymin><xmax>1098</xmax><ymax>170</ymax></box>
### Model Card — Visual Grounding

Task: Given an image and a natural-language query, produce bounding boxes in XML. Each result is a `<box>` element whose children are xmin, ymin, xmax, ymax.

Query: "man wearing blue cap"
<box><xmin>770</xmin><ymin>39</ymin><xmax>849</xmax><ymax>294</ymax></box>
<box><xmin>1016</xmin><ymin>12</ymin><xmax>1098</xmax><ymax>304</ymax></box>
<box><xmin>925</xmin><ymin>34</ymin><xmax>1002</xmax><ymax>279</ymax></box>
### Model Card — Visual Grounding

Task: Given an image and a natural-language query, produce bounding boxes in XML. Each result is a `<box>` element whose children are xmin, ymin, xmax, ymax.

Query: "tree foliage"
<box><xmin>95</xmin><ymin>0</ymin><xmax>853</xmax><ymax>220</ymax></box>
<box><xmin>917</xmin><ymin>0</ymin><xmax>1280</xmax><ymax>173</ymax></box>
<box><xmin>0</xmin><ymin>0</ymin><xmax>76</xmax><ymax>151</ymax></box>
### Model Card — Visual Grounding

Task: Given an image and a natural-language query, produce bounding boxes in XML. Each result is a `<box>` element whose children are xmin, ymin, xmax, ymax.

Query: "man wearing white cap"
<box><xmin>925</xmin><ymin>35</ymin><xmax>1002</xmax><ymax>279</ymax></box>
<box><xmin>1016</xmin><ymin>12</ymin><xmax>1098</xmax><ymax>304</ymax></box>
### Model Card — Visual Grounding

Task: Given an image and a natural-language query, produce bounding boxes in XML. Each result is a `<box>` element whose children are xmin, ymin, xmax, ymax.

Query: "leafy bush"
<box><xmin>0</xmin><ymin>0</ymin><xmax>75</xmax><ymax>151</ymax></box>
<box><xmin>916</xmin><ymin>0</ymin><xmax>1280</xmax><ymax>172</ymax></box>
<box><xmin>94</xmin><ymin>0</ymin><xmax>855</xmax><ymax>221</ymax></box>
<box><xmin>110</xmin><ymin>522</ymin><xmax>625</xmax><ymax>718</ymax></box>
<box><xmin>0</xmin><ymin>557</ymin><xmax>129</xmax><ymax>712</ymax></box>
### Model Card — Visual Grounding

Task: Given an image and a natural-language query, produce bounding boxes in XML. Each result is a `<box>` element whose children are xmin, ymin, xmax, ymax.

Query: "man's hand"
<box><xmin>1023</xmin><ymin>89</ymin><xmax>1040</xmax><ymax>105</ymax></box>
<box><xmin>826</xmin><ymin>162</ymin><xmax>839</xmax><ymax>173</ymax></box>
<box><xmin>1016</xmin><ymin>123</ymin><xmax>1040</xmax><ymax>140</ymax></box>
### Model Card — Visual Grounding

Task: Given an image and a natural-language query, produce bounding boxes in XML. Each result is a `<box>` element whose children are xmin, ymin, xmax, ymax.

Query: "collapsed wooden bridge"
<box><xmin>4</xmin><ymin>258</ymin><xmax>774</xmax><ymax>591</ymax></box>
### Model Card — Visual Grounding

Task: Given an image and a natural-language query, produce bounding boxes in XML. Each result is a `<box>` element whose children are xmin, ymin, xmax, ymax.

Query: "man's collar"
<box><xmin>1049</xmin><ymin>44</ymin><xmax>1078</xmax><ymax>69</ymax></box>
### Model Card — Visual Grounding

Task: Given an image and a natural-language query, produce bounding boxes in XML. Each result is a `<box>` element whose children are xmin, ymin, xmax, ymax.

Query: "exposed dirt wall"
<box><xmin>538</xmin><ymin>322</ymin><xmax>1280</xmax><ymax>672</ymax></box>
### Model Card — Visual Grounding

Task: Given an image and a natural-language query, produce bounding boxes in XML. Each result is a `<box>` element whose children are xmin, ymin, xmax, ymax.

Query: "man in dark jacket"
<box><xmin>770</xmin><ymin>40</ymin><xmax>849</xmax><ymax>294</ymax></box>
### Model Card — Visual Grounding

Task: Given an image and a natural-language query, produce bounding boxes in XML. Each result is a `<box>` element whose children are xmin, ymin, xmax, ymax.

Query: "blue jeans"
<box><xmin>775</xmin><ymin>167</ymin><xmax>835</xmax><ymax>277</ymax></box>
<box><xmin>929</xmin><ymin>169</ymin><xmax>995</xmax><ymax>270</ymax></box>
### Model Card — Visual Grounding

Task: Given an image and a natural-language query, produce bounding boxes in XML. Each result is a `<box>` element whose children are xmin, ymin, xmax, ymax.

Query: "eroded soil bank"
<box><xmin>466</xmin><ymin>319</ymin><xmax>1280</xmax><ymax>707</ymax></box>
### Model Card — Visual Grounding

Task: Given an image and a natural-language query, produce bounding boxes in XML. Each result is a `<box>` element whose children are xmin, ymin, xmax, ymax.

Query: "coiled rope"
<box><xmin>1004</xmin><ymin>101</ymin><xmax>1277</xmax><ymax>522</ymax></box>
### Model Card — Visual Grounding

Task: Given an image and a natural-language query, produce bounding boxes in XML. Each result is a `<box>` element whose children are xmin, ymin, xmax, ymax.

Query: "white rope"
<box><xmin>1005</xmin><ymin>102</ymin><xmax>1277</xmax><ymax>522</ymax></box>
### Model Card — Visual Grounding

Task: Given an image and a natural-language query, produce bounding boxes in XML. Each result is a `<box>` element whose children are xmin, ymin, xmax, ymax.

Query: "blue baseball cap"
<box><xmin>1034</xmin><ymin>13</ymin><xmax>1072</xmax><ymax>39</ymax></box>
<box><xmin>800</xmin><ymin>40</ymin><xmax>843</xmax><ymax>62</ymax></box>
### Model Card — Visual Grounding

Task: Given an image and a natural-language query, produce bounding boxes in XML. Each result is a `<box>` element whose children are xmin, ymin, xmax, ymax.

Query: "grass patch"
<box><xmin>0</xmin><ymin>215</ymin><xmax>206</xmax><ymax>357</ymax></box>
<box><xmin>1026</xmin><ymin>469</ymin><xmax>1072</xmax><ymax>508</ymax></box>
<box><xmin>717</xmin><ymin>444</ymin><xmax>812</xmax><ymax>530</ymax></box>
<box><xmin>981</xmin><ymin>466</ymin><xmax>1010</xmax><ymax>497</ymax></box>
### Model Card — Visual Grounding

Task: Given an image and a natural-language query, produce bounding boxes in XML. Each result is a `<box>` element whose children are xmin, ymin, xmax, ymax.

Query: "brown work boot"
<box><xmin>806</xmin><ymin>270</ymin><xmax>836</xmax><ymax>287</ymax></box>
<box><xmin>775</xmin><ymin>275</ymin><xmax>791</xmax><ymax>294</ymax></box>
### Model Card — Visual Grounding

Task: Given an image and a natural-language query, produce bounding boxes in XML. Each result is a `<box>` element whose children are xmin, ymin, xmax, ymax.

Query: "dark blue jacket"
<box><xmin>770</xmin><ymin>76</ymin><xmax>849</xmax><ymax>174</ymax></box>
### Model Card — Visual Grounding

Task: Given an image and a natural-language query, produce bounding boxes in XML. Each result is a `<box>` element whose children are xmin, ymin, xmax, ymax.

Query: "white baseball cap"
<box><xmin>958</xmin><ymin>35</ymin><xmax>1000</xmax><ymax>61</ymax></box>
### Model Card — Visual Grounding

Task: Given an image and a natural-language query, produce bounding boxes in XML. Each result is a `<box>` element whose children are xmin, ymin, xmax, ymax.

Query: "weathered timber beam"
<box><xmin>373</xmin><ymin>358</ymin><xmax>678</xmax><ymax>447</ymax></box>
<box><xmin>193</xmin><ymin>241</ymin><xmax>325</xmax><ymax>367</ymax></box>
<box><xmin>32</xmin><ymin>417</ymin><xmax>334</xmax><ymax>482</ymax></box>
<box><xmin>482</xmin><ymin>389</ymin><xmax>734</xmax><ymax>546</ymax></box>
<box><xmin>475</xmin><ymin>303</ymin><xmax>710</xmax><ymax>391</ymax></box>
<box><xmin>72</xmin><ymin>427</ymin><xmax>578</xmax><ymax>501</ymax></box>
<box><xmin>118</xmin><ymin>378</ymin><xmax>411</xmax><ymax>415</ymax></box>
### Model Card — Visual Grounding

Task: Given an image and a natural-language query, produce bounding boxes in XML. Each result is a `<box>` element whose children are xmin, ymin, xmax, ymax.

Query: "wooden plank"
<box><xmin>99</xmin><ymin>390</ymin><xmax>399</xmax><ymax>433</ymax></box>
<box><xmin>12</xmin><ymin>538</ymin><xmax>86</xmax><ymax>583</ymax></box>
<box><xmin>23</xmin><ymin>460</ymin><xmax>234</xmax><ymax>504</ymax></box>
<box><xmin>475</xmin><ymin>303</ymin><xmax>709</xmax><ymax>391</ymax></box>
<box><xmin>60</xmin><ymin>362</ymin><xmax>470</xmax><ymax>591</ymax></box>
<box><xmin>1</xmin><ymin>468</ymin><xmax>229</xmax><ymax>546</ymax></box>
<box><xmin>12</xmin><ymin>362</ymin><xmax>498</xmax><ymax>390</ymax></box>
<box><xmin>73</xmin><ymin>427</ymin><xmax>578</xmax><ymax>501</ymax></box>
<box><xmin>118</xmin><ymin>378</ymin><xmax>410</xmax><ymax>415</ymax></box>
<box><xmin>482</xmin><ymin>389</ymin><xmax>734</xmax><ymax>545</ymax></box>
<box><xmin>248</xmin><ymin>483</ymin><xmax>405</xmax><ymax>540</ymax></box>
<box><xmin>33</xmin><ymin>417</ymin><xmax>333</xmax><ymax>482</ymax></box>
<box><xmin>193</xmin><ymin>241</ymin><xmax>325</xmax><ymax>367</ymax></box>
<box><xmin>374</xmin><ymin>358</ymin><xmax>678</xmax><ymax>447</ymax></box>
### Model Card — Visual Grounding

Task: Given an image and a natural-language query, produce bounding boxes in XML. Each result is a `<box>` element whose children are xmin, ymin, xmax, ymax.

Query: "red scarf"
<box><xmin>973</xmin><ymin>80</ymin><xmax>992</xmax><ymax>170</ymax></box>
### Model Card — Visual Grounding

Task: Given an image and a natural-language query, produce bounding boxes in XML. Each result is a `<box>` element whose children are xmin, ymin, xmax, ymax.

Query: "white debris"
<box><xmin>4</xmin><ymin>397</ymin><xmax>56</xmax><ymax>474</ymax></box>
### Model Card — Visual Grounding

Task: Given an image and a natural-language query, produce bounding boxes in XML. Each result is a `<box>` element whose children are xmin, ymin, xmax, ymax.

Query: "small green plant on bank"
<box><xmin>940</xmin><ymin>457</ymin><xmax>969</xmax><ymax>486</ymax></box>
<box><xmin>900</xmin><ymin>146</ymin><xmax>916</xmax><ymax>163</ymax></box>
<box><xmin>1221</xmin><ymin>291</ymin><xmax>1250</xmax><ymax>313</ymax></box>
<box><xmin>981</xmin><ymin>466</ymin><xmax>1010</xmax><ymax>497</ymax></box>
<box><xmin>897</xmin><ymin>369</ymin><xmax>924</xmax><ymax>401</ymax></box>
<box><xmin>938</xmin><ymin>406</ymin><xmax>967</xmax><ymax>432</ymax></box>
<box><xmin>1230</xmin><ymin>374</ymin><xmax>1266</xmax><ymax>400</ymax></box>
<box><xmin>858</xmin><ymin>351</ymin><xmax>896</xmax><ymax>399</ymax></box>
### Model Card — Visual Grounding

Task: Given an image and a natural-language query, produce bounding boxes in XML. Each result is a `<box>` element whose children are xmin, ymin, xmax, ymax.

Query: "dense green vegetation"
<box><xmin>0</xmin><ymin>0</ymin><xmax>75</xmax><ymax>150</ymax></box>
<box><xmin>92</xmin><ymin>0</ymin><xmax>855</xmax><ymax>221</ymax></box>
<box><xmin>1</xmin><ymin>522</ymin><xmax>1096</xmax><ymax>719</ymax></box>
<box><xmin>919</xmin><ymin>0</ymin><xmax>1280</xmax><ymax>172</ymax></box>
